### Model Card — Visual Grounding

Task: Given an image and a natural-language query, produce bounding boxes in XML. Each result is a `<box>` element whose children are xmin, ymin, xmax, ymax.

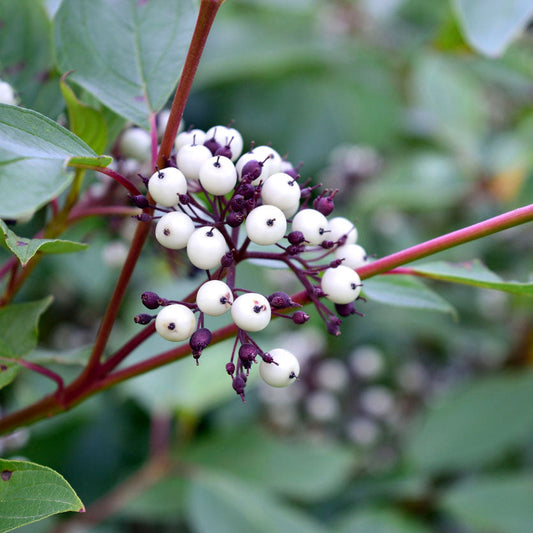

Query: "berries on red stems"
<box><xmin>292</xmin><ymin>209</ymin><xmax>329</xmax><ymax>246</ymax></box>
<box><xmin>231</xmin><ymin>293</ymin><xmax>271</xmax><ymax>331</ymax></box>
<box><xmin>148</xmin><ymin>167</ymin><xmax>187</xmax><ymax>207</ymax></box>
<box><xmin>196</xmin><ymin>280</ymin><xmax>233</xmax><ymax>316</ymax></box>
<box><xmin>198</xmin><ymin>155</ymin><xmax>237</xmax><ymax>196</ymax></box>
<box><xmin>245</xmin><ymin>205</ymin><xmax>287</xmax><ymax>246</ymax></box>
<box><xmin>155</xmin><ymin>211</ymin><xmax>195</xmax><ymax>250</ymax></box>
<box><xmin>321</xmin><ymin>265</ymin><xmax>362</xmax><ymax>304</ymax></box>
<box><xmin>176</xmin><ymin>142</ymin><xmax>212</xmax><ymax>180</ymax></box>
<box><xmin>186</xmin><ymin>227</ymin><xmax>228</xmax><ymax>270</ymax></box>
<box><xmin>155</xmin><ymin>304</ymin><xmax>196</xmax><ymax>342</ymax></box>
<box><xmin>328</xmin><ymin>217</ymin><xmax>357</xmax><ymax>244</ymax></box>
<box><xmin>259</xmin><ymin>348</ymin><xmax>300</xmax><ymax>387</ymax></box>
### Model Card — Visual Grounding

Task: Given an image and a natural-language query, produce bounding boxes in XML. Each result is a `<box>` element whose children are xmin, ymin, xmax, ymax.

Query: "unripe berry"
<box><xmin>267</xmin><ymin>292</ymin><xmax>295</xmax><ymax>309</ymax></box>
<box><xmin>231</xmin><ymin>293</ymin><xmax>271</xmax><ymax>332</ymax></box>
<box><xmin>328</xmin><ymin>217</ymin><xmax>357</xmax><ymax>245</ymax></box>
<box><xmin>288</xmin><ymin>231</ymin><xmax>305</xmax><ymax>245</ymax></box>
<box><xmin>198</xmin><ymin>156</ymin><xmax>237</xmax><ymax>196</ymax></box>
<box><xmin>148</xmin><ymin>167</ymin><xmax>188</xmax><ymax>207</ymax></box>
<box><xmin>155</xmin><ymin>304</ymin><xmax>196</xmax><ymax>342</ymax></box>
<box><xmin>259</xmin><ymin>348</ymin><xmax>300</xmax><ymax>387</ymax></box>
<box><xmin>155</xmin><ymin>211</ymin><xmax>195</xmax><ymax>250</ymax></box>
<box><xmin>245</xmin><ymin>205</ymin><xmax>287</xmax><ymax>246</ymax></box>
<box><xmin>186</xmin><ymin>227</ymin><xmax>228</xmax><ymax>270</ymax></box>
<box><xmin>321</xmin><ymin>265</ymin><xmax>362</xmax><ymax>304</ymax></box>
<box><xmin>134</xmin><ymin>313</ymin><xmax>154</xmax><ymax>324</ymax></box>
<box><xmin>196</xmin><ymin>280</ymin><xmax>233</xmax><ymax>316</ymax></box>
<box><xmin>239</xmin><ymin>343</ymin><xmax>258</xmax><ymax>362</ymax></box>
<box><xmin>291</xmin><ymin>209</ymin><xmax>329</xmax><ymax>246</ymax></box>
<box><xmin>292</xmin><ymin>311</ymin><xmax>309</xmax><ymax>324</ymax></box>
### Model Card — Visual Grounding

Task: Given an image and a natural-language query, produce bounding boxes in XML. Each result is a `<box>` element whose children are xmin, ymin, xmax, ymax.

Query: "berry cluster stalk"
<box><xmin>0</xmin><ymin>202</ymin><xmax>530</xmax><ymax>435</ymax></box>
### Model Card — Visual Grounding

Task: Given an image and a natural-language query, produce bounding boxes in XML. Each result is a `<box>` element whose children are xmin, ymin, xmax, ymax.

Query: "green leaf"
<box><xmin>185</xmin><ymin>427</ymin><xmax>355</xmax><ymax>502</ymax></box>
<box><xmin>54</xmin><ymin>0</ymin><xmax>197</xmax><ymax>128</ymax></box>
<box><xmin>441</xmin><ymin>475</ymin><xmax>533</xmax><ymax>533</ymax></box>
<box><xmin>60</xmin><ymin>75</ymin><xmax>108</xmax><ymax>154</ymax></box>
<box><xmin>0</xmin><ymin>458</ymin><xmax>84</xmax><ymax>532</ymax></box>
<box><xmin>0</xmin><ymin>362</ymin><xmax>20</xmax><ymax>391</ymax></box>
<box><xmin>335</xmin><ymin>507</ymin><xmax>432</xmax><ymax>533</ymax></box>
<box><xmin>406</xmin><ymin>371</ymin><xmax>533</xmax><ymax>473</ymax></box>
<box><xmin>0</xmin><ymin>297</ymin><xmax>53</xmax><ymax>359</ymax></box>
<box><xmin>0</xmin><ymin>105</ymin><xmax>98</xmax><ymax>160</ymax></box>
<box><xmin>0</xmin><ymin>220</ymin><xmax>88</xmax><ymax>267</ymax></box>
<box><xmin>409</xmin><ymin>260</ymin><xmax>533</xmax><ymax>296</ymax></box>
<box><xmin>0</xmin><ymin>156</ymin><xmax>73</xmax><ymax>220</ymax></box>
<box><xmin>362</xmin><ymin>275</ymin><xmax>456</xmax><ymax>316</ymax></box>
<box><xmin>188</xmin><ymin>471</ymin><xmax>327</xmax><ymax>533</ymax></box>
<box><xmin>0</xmin><ymin>0</ymin><xmax>63</xmax><ymax>117</ymax></box>
<box><xmin>453</xmin><ymin>0</ymin><xmax>533</xmax><ymax>57</ymax></box>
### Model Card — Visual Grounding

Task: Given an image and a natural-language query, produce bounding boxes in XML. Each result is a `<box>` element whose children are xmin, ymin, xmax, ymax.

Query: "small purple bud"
<box><xmin>230</xmin><ymin>194</ymin><xmax>246</xmax><ymax>212</ymax></box>
<box><xmin>226</xmin><ymin>211</ymin><xmax>245</xmax><ymax>227</ymax></box>
<box><xmin>261</xmin><ymin>353</ymin><xmax>276</xmax><ymax>364</ymax></box>
<box><xmin>189</xmin><ymin>328</ymin><xmax>212</xmax><ymax>352</ymax></box>
<box><xmin>239</xmin><ymin>343</ymin><xmax>258</xmax><ymax>362</ymax></box>
<box><xmin>178</xmin><ymin>193</ymin><xmax>191</xmax><ymax>205</ymax></box>
<box><xmin>288</xmin><ymin>231</ymin><xmax>305</xmax><ymax>245</ymax></box>
<box><xmin>267</xmin><ymin>291</ymin><xmax>295</xmax><ymax>309</ymax></box>
<box><xmin>292</xmin><ymin>311</ymin><xmax>310</xmax><ymax>324</ymax></box>
<box><xmin>313</xmin><ymin>196</ymin><xmax>335</xmax><ymax>216</ymax></box>
<box><xmin>221</xmin><ymin>251</ymin><xmax>234</xmax><ymax>267</ymax></box>
<box><xmin>327</xmin><ymin>317</ymin><xmax>342</xmax><ymax>336</ymax></box>
<box><xmin>141</xmin><ymin>291</ymin><xmax>161</xmax><ymax>309</ymax></box>
<box><xmin>232</xmin><ymin>375</ymin><xmax>247</xmax><ymax>401</ymax></box>
<box><xmin>335</xmin><ymin>302</ymin><xmax>356</xmax><ymax>317</ymax></box>
<box><xmin>226</xmin><ymin>362</ymin><xmax>235</xmax><ymax>375</ymax></box>
<box><xmin>286</xmin><ymin>244</ymin><xmax>305</xmax><ymax>255</ymax></box>
<box><xmin>237</xmin><ymin>182</ymin><xmax>255</xmax><ymax>199</ymax></box>
<box><xmin>130</xmin><ymin>194</ymin><xmax>150</xmax><ymax>208</ymax></box>
<box><xmin>329</xmin><ymin>259</ymin><xmax>344</xmax><ymax>268</ymax></box>
<box><xmin>215</xmin><ymin>144</ymin><xmax>233</xmax><ymax>159</ymax></box>
<box><xmin>136</xmin><ymin>213</ymin><xmax>152</xmax><ymax>222</ymax></box>
<box><xmin>134</xmin><ymin>313</ymin><xmax>154</xmax><ymax>325</ymax></box>
<box><xmin>204</xmin><ymin>137</ymin><xmax>221</xmax><ymax>155</ymax></box>
<box><xmin>321</xmin><ymin>240</ymin><xmax>335</xmax><ymax>249</ymax></box>
<box><xmin>241</xmin><ymin>159</ymin><xmax>262</xmax><ymax>182</ymax></box>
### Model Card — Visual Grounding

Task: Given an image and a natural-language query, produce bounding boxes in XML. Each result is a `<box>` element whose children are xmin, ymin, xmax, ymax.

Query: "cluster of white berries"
<box><xmin>134</xmin><ymin>123</ymin><xmax>369</xmax><ymax>399</ymax></box>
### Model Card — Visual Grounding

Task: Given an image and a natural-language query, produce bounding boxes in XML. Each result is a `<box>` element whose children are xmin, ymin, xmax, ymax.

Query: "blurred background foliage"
<box><xmin>1</xmin><ymin>0</ymin><xmax>533</xmax><ymax>531</ymax></box>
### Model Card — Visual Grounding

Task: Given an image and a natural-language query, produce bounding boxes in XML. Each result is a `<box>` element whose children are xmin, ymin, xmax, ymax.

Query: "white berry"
<box><xmin>328</xmin><ymin>217</ymin><xmax>357</xmax><ymax>245</ymax></box>
<box><xmin>0</xmin><ymin>80</ymin><xmax>17</xmax><ymax>105</ymax></box>
<box><xmin>251</xmin><ymin>145</ymin><xmax>282</xmax><ymax>177</ymax></box>
<box><xmin>155</xmin><ymin>304</ymin><xmax>196</xmax><ymax>342</ymax></box>
<box><xmin>186</xmin><ymin>226</ymin><xmax>228</xmax><ymax>270</ymax></box>
<box><xmin>231</xmin><ymin>292</ymin><xmax>271</xmax><ymax>331</ymax></box>
<box><xmin>321</xmin><ymin>265</ymin><xmax>362</xmax><ymax>304</ymax></box>
<box><xmin>176</xmin><ymin>143</ymin><xmax>212</xmax><ymax>180</ymax></box>
<box><xmin>261</xmin><ymin>172</ymin><xmax>301</xmax><ymax>211</ymax></box>
<box><xmin>148</xmin><ymin>167</ymin><xmax>187</xmax><ymax>207</ymax></box>
<box><xmin>224</xmin><ymin>127</ymin><xmax>244</xmax><ymax>161</ymax></box>
<box><xmin>119</xmin><ymin>127</ymin><xmax>151</xmax><ymax>162</ymax></box>
<box><xmin>196</xmin><ymin>280</ymin><xmax>233</xmax><ymax>316</ymax></box>
<box><xmin>259</xmin><ymin>348</ymin><xmax>300</xmax><ymax>387</ymax></box>
<box><xmin>198</xmin><ymin>156</ymin><xmax>237</xmax><ymax>196</ymax></box>
<box><xmin>175</xmin><ymin>129</ymin><xmax>206</xmax><ymax>151</ymax></box>
<box><xmin>291</xmin><ymin>209</ymin><xmax>329</xmax><ymax>246</ymax></box>
<box><xmin>155</xmin><ymin>211</ymin><xmax>195</xmax><ymax>250</ymax></box>
<box><xmin>334</xmin><ymin>244</ymin><xmax>368</xmax><ymax>269</ymax></box>
<box><xmin>245</xmin><ymin>205</ymin><xmax>287</xmax><ymax>246</ymax></box>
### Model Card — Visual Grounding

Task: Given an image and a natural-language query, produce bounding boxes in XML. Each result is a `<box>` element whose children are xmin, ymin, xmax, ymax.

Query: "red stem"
<box><xmin>69</xmin><ymin>164</ymin><xmax>142</xmax><ymax>196</ymax></box>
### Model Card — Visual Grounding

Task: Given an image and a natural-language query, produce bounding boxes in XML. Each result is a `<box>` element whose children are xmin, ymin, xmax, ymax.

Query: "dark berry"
<box><xmin>239</xmin><ymin>343</ymin><xmax>258</xmax><ymax>362</ymax></box>
<box><xmin>335</xmin><ymin>302</ymin><xmax>357</xmax><ymax>317</ymax></box>
<box><xmin>226</xmin><ymin>362</ymin><xmax>235</xmax><ymax>375</ymax></box>
<box><xmin>230</xmin><ymin>194</ymin><xmax>246</xmax><ymax>212</ymax></box>
<box><xmin>288</xmin><ymin>231</ymin><xmax>305</xmax><ymax>245</ymax></box>
<box><xmin>189</xmin><ymin>328</ymin><xmax>212</xmax><ymax>352</ymax></box>
<box><xmin>267</xmin><ymin>291</ymin><xmax>295</xmax><ymax>309</ymax></box>
<box><xmin>292</xmin><ymin>311</ymin><xmax>310</xmax><ymax>324</ymax></box>
<box><xmin>130</xmin><ymin>194</ymin><xmax>150</xmax><ymax>208</ymax></box>
<box><xmin>204</xmin><ymin>137</ymin><xmax>221</xmax><ymax>155</ymax></box>
<box><xmin>226</xmin><ymin>211</ymin><xmax>245</xmax><ymax>227</ymax></box>
<box><xmin>141</xmin><ymin>291</ymin><xmax>161</xmax><ymax>309</ymax></box>
<box><xmin>241</xmin><ymin>159</ymin><xmax>262</xmax><ymax>182</ymax></box>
